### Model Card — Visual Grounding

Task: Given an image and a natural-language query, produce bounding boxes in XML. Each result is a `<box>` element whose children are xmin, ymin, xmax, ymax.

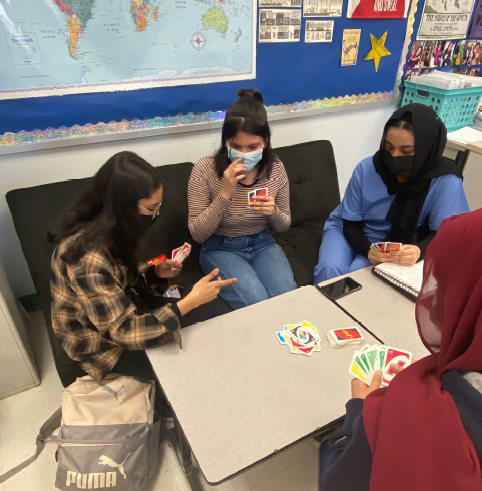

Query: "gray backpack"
<box><xmin>0</xmin><ymin>374</ymin><xmax>161</xmax><ymax>491</ymax></box>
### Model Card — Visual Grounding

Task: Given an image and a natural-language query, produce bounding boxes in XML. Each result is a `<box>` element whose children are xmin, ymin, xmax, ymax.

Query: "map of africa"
<box><xmin>0</xmin><ymin>0</ymin><xmax>255</xmax><ymax>99</ymax></box>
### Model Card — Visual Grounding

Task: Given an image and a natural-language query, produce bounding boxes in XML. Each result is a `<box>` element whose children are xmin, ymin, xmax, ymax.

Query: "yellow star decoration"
<box><xmin>364</xmin><ymin>31</ymin><xmax>391</xmax><ymax>72</ymax></box>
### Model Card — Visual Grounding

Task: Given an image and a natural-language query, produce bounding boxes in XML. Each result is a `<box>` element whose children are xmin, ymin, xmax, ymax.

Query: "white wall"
<box><xmin>0</xmin><ymin>104</ymin><xmax>395</xmax><ymax>297</ymax></box>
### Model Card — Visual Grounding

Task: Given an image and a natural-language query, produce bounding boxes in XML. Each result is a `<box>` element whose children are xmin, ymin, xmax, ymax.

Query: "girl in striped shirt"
<box><xmin>188</xmin><ymin>89</ymin><xmax>297</xmax><ymax>309</ymax></box>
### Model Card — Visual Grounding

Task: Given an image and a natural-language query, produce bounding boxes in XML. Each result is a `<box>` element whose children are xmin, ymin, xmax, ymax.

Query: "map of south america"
<box><xmin>54</xmin><ymin>0</ymin><xmax>95</xmax><ymax>58</ymax></box>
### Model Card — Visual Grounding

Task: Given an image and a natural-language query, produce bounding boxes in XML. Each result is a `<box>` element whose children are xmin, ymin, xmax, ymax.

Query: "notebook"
<box><xmin>372</xmin><ymin>261</ymin><xmax>424</xmax><ymax>302</ymax></box>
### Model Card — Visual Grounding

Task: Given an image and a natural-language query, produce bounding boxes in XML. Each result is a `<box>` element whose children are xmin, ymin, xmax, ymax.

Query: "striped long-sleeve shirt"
<box><xmin>188</xmin><ymin>157</ymin><xmax>291</xmax><ymax>243</ymax></box>
<box><xmin>51</xmin><ymin>235</ymin><xmax>180</xmax><ymax>381</ymax></box>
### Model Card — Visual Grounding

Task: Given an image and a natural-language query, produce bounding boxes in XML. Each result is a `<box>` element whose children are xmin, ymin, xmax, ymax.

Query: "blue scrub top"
<box><xmin>325</xmin><ymin>156</ymin><xmax>470</xmax><ymax>243</ymax></box>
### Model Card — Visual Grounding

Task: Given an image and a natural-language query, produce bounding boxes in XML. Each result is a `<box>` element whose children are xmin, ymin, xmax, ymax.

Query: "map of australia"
<box><xmin>0</xmin><ymin>0</ymin><xmax>255</xmax><ymax>98</ymax></box>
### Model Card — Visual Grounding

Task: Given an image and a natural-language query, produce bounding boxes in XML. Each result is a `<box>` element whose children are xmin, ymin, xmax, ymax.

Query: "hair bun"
<box><xmin>237</xmin><ymin>88</ymin><xmax>264</xmax><ymax>104</ymax></box>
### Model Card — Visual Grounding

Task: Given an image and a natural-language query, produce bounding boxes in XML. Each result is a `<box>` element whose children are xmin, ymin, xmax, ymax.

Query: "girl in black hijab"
<box><xmin>314</xmin><ymin>104</ymin><xmax>470</xmax><ymax>283</ymax></box>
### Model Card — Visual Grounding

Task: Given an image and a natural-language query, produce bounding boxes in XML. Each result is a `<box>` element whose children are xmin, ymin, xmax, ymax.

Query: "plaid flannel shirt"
<box><xmin>51</xmin><ymin>236</ymin><xmax>180</xmax><ymax>381</ymax></box>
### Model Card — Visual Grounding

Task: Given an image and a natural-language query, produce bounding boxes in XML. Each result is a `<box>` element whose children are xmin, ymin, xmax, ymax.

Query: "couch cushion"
<box><xmin>272</xmin><ymin>217</ymin><xmax>327</xmax><ymax>287</ymax></box>
<box><xmin>274</xmin><ymin>141</ymin><xmax>340</xmax><ymax>227</ymax></box>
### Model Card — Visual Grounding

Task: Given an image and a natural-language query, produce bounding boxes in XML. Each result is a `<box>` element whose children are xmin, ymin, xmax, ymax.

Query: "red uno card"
<box><xmin>382</xmin><ymin>347</ymin><xmax>412</xmax><ymax>385</ymax></box>
<box><xmin>255</xmin><ymin>188</ymin><xmax>267</xmax><ymax>198</ymax></box>
<box><xmin>248</xmin><ymin>191</ymin><xmax>256</xmax><ymax>203</ymax></box>
<box><xmin>331</xmin><ymin>327</ymin><xmax>363</xmax><ymax>342</ymax></box>
<box><xmin>385</xmin><ymin>242</ymin><xmax>402</xmax><ymax>252</ymax></box>
<box><xmin>172</xmin><ymin>246</ymin><xmax>183</xmax><ymax>261</ymax></box>
<box><xmin>147</xmin><ymin>254</ymin><xmax>167</xmax><ymax>266</ymax></box>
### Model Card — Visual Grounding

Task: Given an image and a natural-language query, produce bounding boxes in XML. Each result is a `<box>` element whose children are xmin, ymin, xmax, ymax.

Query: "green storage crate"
<box><xmin>402</xmin><ymin>80</ymin><xmax>482</xmax><ymax>131</ymax></box>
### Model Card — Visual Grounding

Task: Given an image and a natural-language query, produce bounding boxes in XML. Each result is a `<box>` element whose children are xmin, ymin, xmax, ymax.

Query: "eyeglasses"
<box><xmin>139</xmin><ymin>200</ymin><xmax>163</xmax><ymax>220</ymax></box>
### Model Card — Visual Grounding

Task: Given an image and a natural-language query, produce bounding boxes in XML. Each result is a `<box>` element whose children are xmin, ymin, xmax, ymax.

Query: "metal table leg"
<box><xmin>166</xmin><ymin>413</ymin><xmax>193</xmax><ymax>477</ymax></box>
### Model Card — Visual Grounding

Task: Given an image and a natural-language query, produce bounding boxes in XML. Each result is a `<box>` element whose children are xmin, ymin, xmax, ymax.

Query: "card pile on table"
<box><xmin>276</xmin><ymin>321</ymin><xmax>320</xmax><ymax>356</ymax></box>
<box><xmin>349</xmin><ymin>344</ymin><xmax>413</xmax><ymax>387</ymax></box>
<box><xmin>370</xmin><ymin>242</ymin><xmax>402</xmax><ymax>252</ymax></box>
<box><xmin>326</xmin><ymin>327</ymin><xmax>364</xmax><ymax>348</ymax></box>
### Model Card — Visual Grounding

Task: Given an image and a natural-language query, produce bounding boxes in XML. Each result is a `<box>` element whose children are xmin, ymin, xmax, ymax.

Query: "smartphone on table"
<box><xmin>317</xmin><ymin>277</ymin><xmax>362</xmax><ymax>301</ymax></box>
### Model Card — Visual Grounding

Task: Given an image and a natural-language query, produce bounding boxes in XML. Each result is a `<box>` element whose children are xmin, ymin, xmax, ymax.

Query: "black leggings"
<box><xmin>112</xmin><ymin>349</ymin><xmax>168</xmax><ymax>415</ymax></box>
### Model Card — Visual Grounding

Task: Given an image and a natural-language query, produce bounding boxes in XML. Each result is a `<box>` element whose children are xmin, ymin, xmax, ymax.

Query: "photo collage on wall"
<box><xmin>404</xmin><ymin>39</ymin><xmax>482</xmax><ymax>82</ymax></box>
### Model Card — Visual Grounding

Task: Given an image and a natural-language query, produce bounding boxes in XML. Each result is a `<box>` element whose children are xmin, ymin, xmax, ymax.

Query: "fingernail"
<box><xmin>376</xmin><ymin>370</ymin><xmax>382</xmax><ymax>376</ymax></box>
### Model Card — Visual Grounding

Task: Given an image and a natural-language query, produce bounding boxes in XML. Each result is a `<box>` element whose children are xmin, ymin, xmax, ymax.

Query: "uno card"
<box><xmin>382</xmin><ymin>347</ymin><xmax>412</xmax><ymax>385</ymax></box>
<box><xmin>385</xmin><ymin>242</ymin><xmax>402</xmax><ymax>252</ymax></box>
<box><xmin>349</xmin><ymin>361</ymin><xmax>368</xmax><ymax>383</ymax></box>
<box><xmin>146</xmin><ymin>254</ymin><xmax>167</xmax><ymax>266</ymax></box>
<box><xmin>354</xmin><ymin>353</ymin><xmax>372</xmax><ymax>377</ymax></box>
<box><xmin>286</xmin><ymin>335</ymin><xmax>315</xmax><ymax>356</ymax></box>
<box><xmin>365</xmin><ymin>346</ymin><xmax>380</xmax><ymax>373</ymax></box>
<box><xmin>255</xmin><ymin>187</ymin><xmax>267</xmax><ymax>198</ymax></box>
<box><xmin>248</xmin><ymin>191</ymin><xmax>256</xmax><ymax>203</ymax></box>
<box><xmin>276</xmin><ymin>331</ymin><xmax>290</xmax><ymax>345</ymax></box>
<box><xmin>289</xmin><ymin>327</ymin><xmax>317</xmax><ymax>347</ymax></box>
<box><xmin>181</xmin><ymin>242</ymin><xmax>191</xmax><ymax>258</ymax></box>
<box><xmin>172</xmin><ymin>246</ymin><xmax>183</xmax><ymax>261</ymax></box>
<box><xmin>378</xmin><ymin>346</ymin><xmax>387</xmax><ymax>372</ymax></box>
<box><xmin>330</xmin><ymin>327</ymin><xmax>363</xmax><ymax>342</ymax></box>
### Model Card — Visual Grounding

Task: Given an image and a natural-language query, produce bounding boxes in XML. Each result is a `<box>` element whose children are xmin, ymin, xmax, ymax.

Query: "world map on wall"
<box><xmin>0</xmin><ymin>0</ymin><xmax>255</xmax><ymax>99</ymax></box>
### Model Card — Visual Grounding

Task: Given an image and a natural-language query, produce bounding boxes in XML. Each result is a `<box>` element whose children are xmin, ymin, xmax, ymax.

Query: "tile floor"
<box><xmin>0</xmin><ymin>311</ymin><xmax>320</xmax><ymax>491</ymax></box>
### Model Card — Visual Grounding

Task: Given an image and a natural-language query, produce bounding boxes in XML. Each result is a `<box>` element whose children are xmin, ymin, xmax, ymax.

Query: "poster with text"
<box><xmin>341</xmin><ymin>29</ymin><xmax>361</xmax><ymax>65</ymax></box>
<box><xmin>259</xmin><ymin>0</ymin><xmax>302</xmax><ymax>7</ymax></box>
<box><xmin>417</xmin><ymin>0</ymin><xmax>476</xmax><ymax>40</ymax></box>
<box><xmin>304</xmin><ymin>0</ymin><xmax>343</xmax><ymax>16</ymax></box>
<box><xmin>469</xmin><ymin>0</ymin><xmax>482</xmax><ymax>36</ymax></box>
<box><xmin>305</xmin><ymin>20</ymin><xmax>334</xmax><ymax>41</ymax></box>
<box><xmin>259</xmin><ymin>9</ymin><xmax>301</xmax><ymax>41</ymax></box>
<box><xmin>347</xmin><ymin>0</ymin><xmax>409</xmax><ymax>18</ymax></box>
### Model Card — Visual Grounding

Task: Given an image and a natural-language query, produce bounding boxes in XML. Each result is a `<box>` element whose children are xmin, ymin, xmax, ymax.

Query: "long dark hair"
<box><xmin>52</xmin><ymin>151</ymin><xmax>162</xmax><ymax>279</ymax></box>
<box><xmin>214</xmin><ymin>88</ymin><xmax>275</xmax><ymax>178</ymax></box>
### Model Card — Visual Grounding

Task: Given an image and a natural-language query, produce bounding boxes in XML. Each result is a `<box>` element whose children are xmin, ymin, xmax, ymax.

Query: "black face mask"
<box><xmin>381</xmin><ymin>147</ymin><xmax>414</xmax><ymax>176</ymax></box>
<box><xmin>136</xmin><ymin>213</ymin><xmax>158</xmax><ymax>230</ymax></box>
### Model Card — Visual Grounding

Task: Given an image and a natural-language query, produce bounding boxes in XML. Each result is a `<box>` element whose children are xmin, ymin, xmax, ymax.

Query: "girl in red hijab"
<box><xmin>319</xmin><ymin>209</ymin><xmax>482</xmax><ymax>491</ymax></box>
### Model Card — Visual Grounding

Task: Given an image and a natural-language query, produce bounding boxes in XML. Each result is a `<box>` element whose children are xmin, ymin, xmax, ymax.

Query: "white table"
<box><xmin>462</xmin><ymin>139</ymin><xmax>482</xmax><ymax>211</ymax></box>
<box><xmin>147</xmin><ymin>285</ymin><xmax>378</xmax><ymax>484</ymax></box>
<box><xmin>318</xmin><ymin>267</ymin><xmax>429</xmax><ymax>360</ymax></box>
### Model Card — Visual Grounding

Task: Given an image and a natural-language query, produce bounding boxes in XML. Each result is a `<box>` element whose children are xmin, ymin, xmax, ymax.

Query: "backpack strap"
<box><xmin>0</xmin><ymin>407</ymin><xmax>62</xmax><ymax>484</ymax></box>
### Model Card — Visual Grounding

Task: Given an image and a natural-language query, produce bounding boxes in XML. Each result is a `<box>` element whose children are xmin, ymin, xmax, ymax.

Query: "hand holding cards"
<box><xmin>146</xmin><ymin>254</ymin><xmax>167</xmax><ymax>266</ymax></box>
<box><xmin>370</xmin><ymin>242</ymin><xmax>402</xmax><ymax>252</ymax></box>
<box><xmin>172</xmin><ymin>242</ymin><xmax>191</xmax><ymax>267</ymax></box>
<box><xmin>276</xmin><ymin>321</ymin><xmax>321</xmax><ymax>356</ymax></box>
<box><xmin>248</xmin><ymin>187</ymin><xmax>267</xmax><ymax>204</ymax></box>
<box><xmin>248</xmin><ymin>188</ymin><xmax>277</xmax><ymax>216</ymax></box>
<box><xmin>349</xmin><ymin>344</ymin><xmax>412</xmax><ymax>387</ymax></box>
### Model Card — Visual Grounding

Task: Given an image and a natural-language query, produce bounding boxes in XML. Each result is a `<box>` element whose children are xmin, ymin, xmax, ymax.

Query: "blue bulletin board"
<box><xmin>0</xmin><ymin>1</ymin><xmax>416</xmax><ymax>141</ymax></box>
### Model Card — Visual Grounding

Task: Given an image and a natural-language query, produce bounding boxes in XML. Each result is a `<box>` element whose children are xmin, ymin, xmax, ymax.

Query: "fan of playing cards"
<box><xmin>172</xmin><ymin>242</ymin><xmax>191</xmax><ymax>263</ymax></box>
<box><xmin>370</xmin><ymin>242</ymin><xmax>402</xmax><ymax>252</ymax></box>
<box><xmin>276</xmin><ymin>321</ymin><xmax>321</xmax><ymax>356</ymax></box>
<box><xmin>326</xmin><ymin>327</ymin><xmax>364</xmax><ymax>348</ymax></box>
<box><xmin>349</xmin><ymin>344</ymin><xmax>412</xmax><ymax>387</ymax></box>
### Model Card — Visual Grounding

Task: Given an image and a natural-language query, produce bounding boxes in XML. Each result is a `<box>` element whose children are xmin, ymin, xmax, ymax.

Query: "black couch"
<box><xmin>6</xmin><ymin>140</ymin><xmax>340</xmax><ymax>388</ymax></box>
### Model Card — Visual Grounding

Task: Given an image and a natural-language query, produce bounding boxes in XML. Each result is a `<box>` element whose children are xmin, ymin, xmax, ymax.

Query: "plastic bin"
<box><xmin>402</xmin><ymin>80</ymin><xmax>482</xmax><ymax>131</ymax></box>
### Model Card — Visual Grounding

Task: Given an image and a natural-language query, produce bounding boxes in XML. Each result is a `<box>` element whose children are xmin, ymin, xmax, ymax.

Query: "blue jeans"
<box><xmin>314</xmin><ymin>227</ymin><xmax>371</xmax><ymax>284</ymax></box>
<box><xmin>199</xmin><ymin>229</ymin><xmax>297</xmax><ymax>310</ymax></box>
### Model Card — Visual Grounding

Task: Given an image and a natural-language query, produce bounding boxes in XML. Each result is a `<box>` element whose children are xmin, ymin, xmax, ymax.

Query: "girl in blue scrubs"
<box><xmin>314</xmin><ymin>104</ymin><xmax>469</xmax><ymax>284</ymax></box>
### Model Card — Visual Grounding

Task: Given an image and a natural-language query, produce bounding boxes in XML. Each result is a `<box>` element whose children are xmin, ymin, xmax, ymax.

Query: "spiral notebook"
<box><xmin>372</xmin><ymin>261</ymin><xmax>424</xmax><ymax>302</ymax></box>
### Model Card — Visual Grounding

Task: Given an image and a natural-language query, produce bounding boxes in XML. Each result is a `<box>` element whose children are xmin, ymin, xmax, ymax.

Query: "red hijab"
<box><xmin>363</xmin><ymin>209</ymin><xmax>482</xmax><ymax>491</ymax></box>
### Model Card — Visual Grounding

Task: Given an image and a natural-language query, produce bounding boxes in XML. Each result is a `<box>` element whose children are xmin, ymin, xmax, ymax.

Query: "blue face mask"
<box><xmin>228</xmin><ymin>146</ymin><xmax>264</xmax><ymax>171</ymax></box>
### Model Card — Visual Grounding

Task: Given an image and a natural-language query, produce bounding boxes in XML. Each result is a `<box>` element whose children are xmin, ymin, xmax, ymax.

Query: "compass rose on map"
<box><xmin>191</xmin><ymin>32</ymin><xmax>206</xmax><ymax>50</ymax></box>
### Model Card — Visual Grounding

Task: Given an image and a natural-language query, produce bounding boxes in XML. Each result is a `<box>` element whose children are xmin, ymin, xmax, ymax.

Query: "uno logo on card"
<box><xmin>334</xmin><ymin>328</ymin><xmax>361</xmax><ymax>341</ymax></box>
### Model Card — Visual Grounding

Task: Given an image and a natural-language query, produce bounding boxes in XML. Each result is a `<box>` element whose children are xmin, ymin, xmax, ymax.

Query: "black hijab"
<box><xmin>372</xmin><ymin>104</ymin><xmax>461</xmax><ymax>243</ymax></box>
